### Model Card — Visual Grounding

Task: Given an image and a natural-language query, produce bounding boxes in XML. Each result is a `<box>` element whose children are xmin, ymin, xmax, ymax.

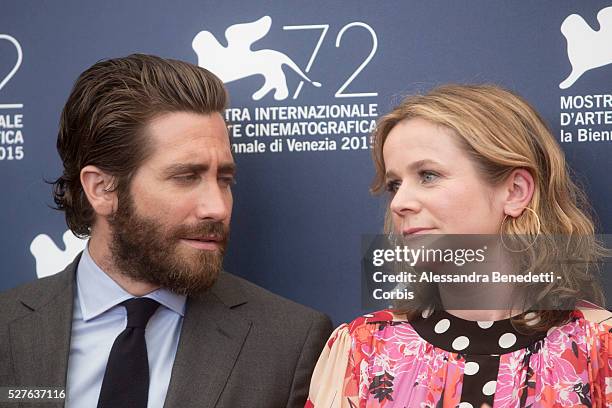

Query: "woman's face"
<box><xmin>383</xmin><ymin>118</ymin><xmax>506</xmax><ymax>236</ymax></box>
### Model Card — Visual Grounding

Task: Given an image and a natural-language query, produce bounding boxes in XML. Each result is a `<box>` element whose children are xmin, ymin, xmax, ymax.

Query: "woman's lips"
<box><xmin>402</xmin><ymin>227</ymin><xmax>435</xmax><ymax>236</ymax></box>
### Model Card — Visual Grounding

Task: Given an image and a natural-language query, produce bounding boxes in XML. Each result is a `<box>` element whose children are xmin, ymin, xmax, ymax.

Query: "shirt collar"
<box><xmin>76</xmin><ymin>245</ymin><xmax>187</xmax><ymax>321</ymax></box>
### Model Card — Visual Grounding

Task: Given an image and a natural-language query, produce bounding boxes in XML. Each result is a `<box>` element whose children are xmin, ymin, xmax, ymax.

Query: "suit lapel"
<box><xmin>9</xmin><ymin>257</ymin><xmax>78</xmax><ymax>394</ymax></box>
<box><xmin>164</xmin><ymin>273</ymin><xmax>252</xmax><ymax>408</ymax></box>
<box><xmin>8</xmin><ymin>259</ymin><xmax>251</xmax><ymax>408</ymax></box>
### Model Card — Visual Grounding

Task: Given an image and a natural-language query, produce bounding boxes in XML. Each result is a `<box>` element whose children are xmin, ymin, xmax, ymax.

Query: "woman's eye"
<box><xmin>385</xmin><ymin>180</ymin><xmax>400</xmax><ymax>193</ymax></box>
<box><xmin>420</xmin><ymin>171</ymin><xmax>439</xmax><ymax>184</ymax></box>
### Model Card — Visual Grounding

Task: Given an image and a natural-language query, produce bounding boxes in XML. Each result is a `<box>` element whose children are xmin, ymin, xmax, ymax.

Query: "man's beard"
<box><xmin>108</xmin><ymin>193</ymin><xmax>229</xmax><ymax>296</ymax></box>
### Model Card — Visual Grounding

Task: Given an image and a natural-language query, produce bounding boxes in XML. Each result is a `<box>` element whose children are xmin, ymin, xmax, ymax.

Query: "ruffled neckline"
<box><xmin>409</xmin><ymin>309</ymin><xmax>548</xmax><ymax>355</ymax></box>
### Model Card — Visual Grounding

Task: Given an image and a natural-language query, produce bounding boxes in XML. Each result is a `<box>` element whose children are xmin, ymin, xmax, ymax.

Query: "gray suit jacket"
<box><xmin>0</xmin><ymin>255</ymin><xmax>333</xmax><ymax>408</ymax></box>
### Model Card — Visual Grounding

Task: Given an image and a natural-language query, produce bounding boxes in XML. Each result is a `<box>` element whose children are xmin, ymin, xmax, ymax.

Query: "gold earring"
<box><xmin>499</xmin><ymin>207</ymin><xmax>541</xmax><ymax>253</ymax></box>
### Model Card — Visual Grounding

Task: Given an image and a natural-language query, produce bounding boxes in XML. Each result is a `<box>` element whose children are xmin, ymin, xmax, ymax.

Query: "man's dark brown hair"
<box><xmin>52</xmin><ymin>53</ymin><xmax>228</xmax><ymax>238</ymax></box>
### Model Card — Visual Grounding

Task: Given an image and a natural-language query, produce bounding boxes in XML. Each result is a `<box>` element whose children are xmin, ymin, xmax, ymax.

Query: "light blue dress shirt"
<box><xmin>65</xmin><ymin>246</ymin><xmax>186</xmax><ymax>408</ymax></box>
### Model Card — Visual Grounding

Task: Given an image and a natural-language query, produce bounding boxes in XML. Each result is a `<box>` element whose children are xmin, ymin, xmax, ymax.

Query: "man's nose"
<box><xmin>195</xmin><ymin>182</ymin><xmax>230</xmax><ymax>221</ymax></box>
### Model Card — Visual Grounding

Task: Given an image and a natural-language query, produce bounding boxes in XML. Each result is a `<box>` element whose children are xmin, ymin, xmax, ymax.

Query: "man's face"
<box><xmin>109</xmin><ymin>111</ymin><xmax>234</xmax><ymax>295</ymax></box>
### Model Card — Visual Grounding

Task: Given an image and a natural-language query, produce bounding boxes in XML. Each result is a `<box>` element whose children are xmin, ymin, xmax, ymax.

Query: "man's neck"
<box><xmin>88</xmin><ymin>233</ymin><xmax>160</xmax><ymax>297</ymax></box>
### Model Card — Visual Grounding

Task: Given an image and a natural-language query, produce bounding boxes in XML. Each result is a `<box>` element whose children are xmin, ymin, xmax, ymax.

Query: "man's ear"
<box><xmin>502</xmin><ymin>168</ymin><xmax>535</xmax><ymax>218</ymax></box>
<box><xmin>80</xmin><ymin>165</ymin><xmax>117</xmax><ymax>217</ymax></box>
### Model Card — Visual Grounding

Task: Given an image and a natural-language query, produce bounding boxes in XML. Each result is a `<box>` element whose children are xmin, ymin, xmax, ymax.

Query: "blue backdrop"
<box><xmin>1</xmin><ymin>1</ymin><xmax>611</xmax><ymax>324</ymax></box>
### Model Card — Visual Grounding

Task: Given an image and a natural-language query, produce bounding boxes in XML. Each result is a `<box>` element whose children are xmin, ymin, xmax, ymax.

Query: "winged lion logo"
<box><xmin>559</xmin><ymin>6</ymin><xmax>612</xmax><ymax>89</ymax></box>
<box><xmin>192</xmin><ymin>16</ymin><xmax>321</xmax><ymax>100</ymax></box>
<box><xmin>30</xmin><ymin>230</ymin><xmax>87</xmax><ymax>278</ymax></box>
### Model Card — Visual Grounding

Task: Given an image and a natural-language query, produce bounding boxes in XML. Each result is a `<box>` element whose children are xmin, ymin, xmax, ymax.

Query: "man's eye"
<box><xmin>385</xmin><ymin>180</ymin><xmax>400</xmax><ymax>193</ymax></box>
<box><xmin>174</xmin><ymin>174</ymin><xmax>198</xmax><ymax>183</ymax></box>
<box><xmin>219</xmin><ymin>176</ymin><xmax>236</xmax><ymax>187</ymax></box>
<box><xmin>419</xmin><ymin>170</ymin><xmax>439</xmax><ymax>184</ymax></box>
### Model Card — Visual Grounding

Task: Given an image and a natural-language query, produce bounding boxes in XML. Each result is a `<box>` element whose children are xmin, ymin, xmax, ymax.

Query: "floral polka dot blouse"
<box><xmin>305</xmin><ymin>307</ymin><xmax>611</xmax><ymax>408</ymax></box>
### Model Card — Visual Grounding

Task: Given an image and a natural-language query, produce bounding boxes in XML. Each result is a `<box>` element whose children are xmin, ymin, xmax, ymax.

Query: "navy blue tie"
<box><xmin>97</xmin><ymin>297</ymin><xmax>160</xmax><ymax>408</ymax></box>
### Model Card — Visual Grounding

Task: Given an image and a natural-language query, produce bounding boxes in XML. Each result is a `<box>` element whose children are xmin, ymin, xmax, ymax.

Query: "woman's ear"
<box><xmin>502</xmin><ymin>168</ymin><xmax>535</xmax><ymax>218</ymax></box>
<box><xmin>80</xmin><ymin>165</ymin><xmax>117</xmax><ymax>217</ymax></box>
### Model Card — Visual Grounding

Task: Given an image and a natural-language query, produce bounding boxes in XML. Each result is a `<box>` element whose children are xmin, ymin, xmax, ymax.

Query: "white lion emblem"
<box><xmin>192</xmin><ymin>16</ymin><xmax>321</xmax><ymax>100</ymax></box>
<box><xmin>30</xmin><ymin>230</ymin><xmax>87</xmax><ymax>278</ymax></box>
<box><xmin>559</xmin><ymin>6</ymin><xmax>612</xmax><ymax>89</ymax></box>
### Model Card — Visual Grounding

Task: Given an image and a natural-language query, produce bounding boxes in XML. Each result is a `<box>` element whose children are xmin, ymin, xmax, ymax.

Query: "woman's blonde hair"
<box><xmin>371</xmin><ymin>84</ymin><xmax>606</xmax><ymax>331</ymax></box>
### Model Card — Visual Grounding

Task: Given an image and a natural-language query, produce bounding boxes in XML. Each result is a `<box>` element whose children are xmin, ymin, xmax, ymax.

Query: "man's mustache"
<box><xmin>173</xmin><ymin>222</ymin><xmax>229</xmax><ymax>247</ymax></box>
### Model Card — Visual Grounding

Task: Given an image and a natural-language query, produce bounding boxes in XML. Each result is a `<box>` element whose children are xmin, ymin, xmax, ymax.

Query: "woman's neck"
<box><xmin>442</xmin><ymin>308</ymin><xmax>524</xmax><ymax>322</ymax></box>
<box><xmin>436</xmin><ymin>248</ymin><xmax>527</xmax><ymax>322</ymax></box>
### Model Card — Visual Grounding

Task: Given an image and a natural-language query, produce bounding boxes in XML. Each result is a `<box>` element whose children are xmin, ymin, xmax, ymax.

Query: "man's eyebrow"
<box><xmin>218</xmin><ymin>162</ymin><xmax>236</xmax><ymax>175</ymax></box>
<box><xmin>163</xmin><ymin>163</ymin><xmax>208</xmax><ymax>176</ymax></box>
<box><xmin>162</xmin><ymin>162</ymin><xmax>236</xmax><ymax>176</ymax></box>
